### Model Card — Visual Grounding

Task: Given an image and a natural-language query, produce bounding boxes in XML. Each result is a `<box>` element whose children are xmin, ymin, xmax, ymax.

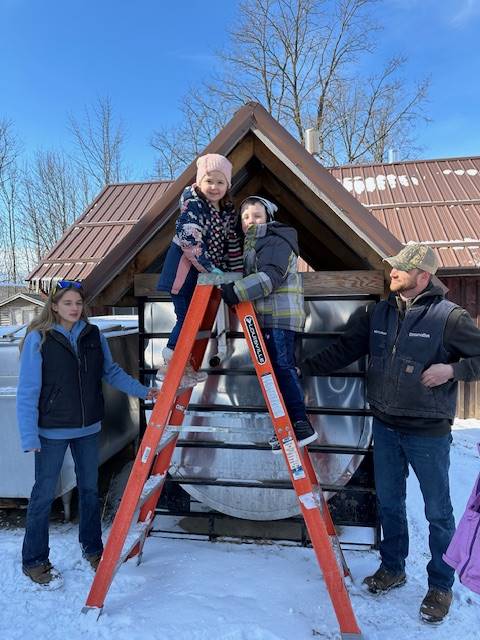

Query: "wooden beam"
<box><xmin>134</xmin><ymin>270</ymin><xmax>384</xmax><ymax>298</ymax></box>
<box><xmin>302</xmin><ymin>270</ymin><xmax>384</xmax><ymax>295</ymax></box>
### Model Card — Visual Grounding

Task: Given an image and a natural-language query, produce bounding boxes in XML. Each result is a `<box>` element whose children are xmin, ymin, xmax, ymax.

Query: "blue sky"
<box><xmin>1</xmin><ymin>0</ymin><xmax>479</xmax><ymax>178</ymax></box>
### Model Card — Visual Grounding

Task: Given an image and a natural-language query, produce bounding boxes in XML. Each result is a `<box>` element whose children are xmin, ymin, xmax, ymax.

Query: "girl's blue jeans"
<box><xmin>22</xmin><ymin>432</ymin><xmax>103</xmax><ymax>568</ymax></box>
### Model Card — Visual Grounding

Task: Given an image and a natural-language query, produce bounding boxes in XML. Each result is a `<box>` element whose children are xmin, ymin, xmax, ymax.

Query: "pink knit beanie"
<box><xmin>196</xmin><ymin>154</ymin><xmax>232</xmax><ymax>187</ymax></box>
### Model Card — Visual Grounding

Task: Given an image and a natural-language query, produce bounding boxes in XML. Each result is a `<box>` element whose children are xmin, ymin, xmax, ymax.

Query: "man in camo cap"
<box><xmin>384</xmin><ymin>243</ymin><xmax>439</xmax><ymax>274</ymax></box>
<box><xmin>302</xmin><ymin>242</ymin><xmax>480</xmax><ymax>624</ymax></box>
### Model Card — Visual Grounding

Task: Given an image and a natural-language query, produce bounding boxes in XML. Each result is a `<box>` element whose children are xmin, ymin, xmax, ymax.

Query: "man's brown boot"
<box><xmin>85</xmin><ymin>553</ymin><xmax>102</xmax><ymax>571</ymax></box>
<box><xmin>419</xmin><ymin>587</ymin><xmax>452</xmax><ymax>624</ymax></box>
<box><xmin>363</xmin><ymin>565</ymin><xmax>407</xmax><ymax>594</ymax></box>
<box><xmin>22</xmin><ymin>561</ymin><xmax>63</xmax><ymax>588</ymax></box>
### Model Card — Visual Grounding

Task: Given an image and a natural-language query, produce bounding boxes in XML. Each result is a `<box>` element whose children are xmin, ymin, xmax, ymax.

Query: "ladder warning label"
<box><xmin>261</xmin><ymin>374</ymin><xmax>285</xmax><ymax>418</ymax></box>
<box><xmin>244</xmin><ymin>315</ymin><xmax>266</xmax><ymax>364</ymax></box>
<box><xmin>282</xmin><ymin>436</ymin><xmax>305</xmax><ymax>480</ymax></box>
<box><xmin>141</xmin><ymin>447</ymin><xmax>151</xmax><ymax>464</ymax></box>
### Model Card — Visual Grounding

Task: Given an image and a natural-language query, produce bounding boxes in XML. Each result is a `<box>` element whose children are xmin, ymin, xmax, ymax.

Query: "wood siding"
<box><xmin>442</xmin><ymin>275</ymin><xmax>480</xmax><ymax>418</ymax></box>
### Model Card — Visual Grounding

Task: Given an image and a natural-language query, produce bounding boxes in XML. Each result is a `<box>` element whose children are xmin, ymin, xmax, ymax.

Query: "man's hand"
<box><xmin>221</xmin><ymin>283</ymin><xmax>239</xmax><ymax>306</ymax></box>
<box><xmin>146</xmin><ymin>388</ymin><xmax>160</xmax><ymax>401</ymax></box>
<box><xmin>421</xmin><ymin>363</ymin><xmax>454</xmax><ymax>388</ymax></box>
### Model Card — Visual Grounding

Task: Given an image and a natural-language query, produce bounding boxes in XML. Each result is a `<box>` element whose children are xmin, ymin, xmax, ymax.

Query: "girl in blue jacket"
<box><xmin>17</xmin><ymin>280</ymin><xmax>158</xmax><ymax>587</ymax></box>
<box><xmin>156</xmin><ymin>153</ymin><xmax>242</xmax><ymax>386</ymax></box>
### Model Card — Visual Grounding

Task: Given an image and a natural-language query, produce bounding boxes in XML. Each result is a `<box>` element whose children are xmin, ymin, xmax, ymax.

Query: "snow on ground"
<box><xmin>1</xmin><ymin>420</ymin><xmax>479</xmax><ymax>640</ymax></box>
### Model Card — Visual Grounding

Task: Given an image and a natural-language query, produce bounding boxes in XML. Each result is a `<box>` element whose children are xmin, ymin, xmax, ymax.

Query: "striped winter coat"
<box><xmin>157</xmin><ymin>185</ymin><xmax>242</xmax><ymax>295</ymax></box>
<box><xmin>233</xmin><ymin>222</ymin><xmax>306</xmax><ymax>332</ymax></box>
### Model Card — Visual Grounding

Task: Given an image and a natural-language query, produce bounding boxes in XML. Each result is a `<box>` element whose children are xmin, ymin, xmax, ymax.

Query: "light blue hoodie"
<box><xmin>17</xmin><ymin>320</ymin><xmax>149</xmax><ymax>451</ymax></box>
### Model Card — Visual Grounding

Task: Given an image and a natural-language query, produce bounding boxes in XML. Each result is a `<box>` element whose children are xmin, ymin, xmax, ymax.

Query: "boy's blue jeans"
<box><xmin>263</xmin><ymin>328</ymin><xmax>308</xmax><ymax>424</ymax></box>
<box><xmin>372</xmin><ymin>418</ymin><xmax>455</xmax><ymax>591</ymax></box>
<box><xmin>22</xmin><ymin>432</ymin><xmax>103</xmax><ymax>568</ymax></box>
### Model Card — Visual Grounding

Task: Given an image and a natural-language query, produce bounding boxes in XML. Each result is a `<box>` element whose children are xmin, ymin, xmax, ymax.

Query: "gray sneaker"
<box><xmin>363</xmin><ymin>565</ymin><xmax>406</xmax><ymax>594</ymax></box>
<box><xmin>419</xmin><ymin>587</ymin><xmax>452</xmax><ymax>624</ymax></box>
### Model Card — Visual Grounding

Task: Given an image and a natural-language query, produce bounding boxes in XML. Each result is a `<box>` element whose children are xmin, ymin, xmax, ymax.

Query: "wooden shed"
<box><xmin>26</xmin><ymin>103</ymin><xmax>480</xmax><ymax>419</ymax></box>
<box><xmin>0</xmin><ymin>292</ymin><xmax>45</xmax><ymax>326</ymax></box>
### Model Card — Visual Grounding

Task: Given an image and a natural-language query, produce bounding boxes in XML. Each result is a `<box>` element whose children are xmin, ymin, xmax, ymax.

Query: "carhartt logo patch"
<box><xmin>405</xmin><ymin>365</ymin><xmax>414</xmax><ymax>373</ymax></box>
<box><xmin>408</xmin><ymin>332</ymin><xmax>430</xmax><ymax>338</ymax></box>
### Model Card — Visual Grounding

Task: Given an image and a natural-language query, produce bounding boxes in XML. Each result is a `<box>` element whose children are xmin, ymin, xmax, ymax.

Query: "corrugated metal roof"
<box><xmin>330</xmin><ymin>157</ymin><xmax>480</xmax><ymax>270</ymax></box>
<box><xmin>28</xmin><ymin>181</ymin><xmax>171</xmax><ymax>292</ymax></box>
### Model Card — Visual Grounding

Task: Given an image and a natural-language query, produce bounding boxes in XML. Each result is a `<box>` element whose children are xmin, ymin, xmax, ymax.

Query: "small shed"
<box><xmin>0</xmin><ymin>292</ymin><xmax>45</xmax><ymax>326</ymax></box>
<box><xmin>24</xmin><ymin>103</ymin><xmax>404</xmax><ymax>540</ymax></box>
<box><xmin>26</xmin><ymin>105</ymin><xmax>480</xmax><ymax>422</ymax></box>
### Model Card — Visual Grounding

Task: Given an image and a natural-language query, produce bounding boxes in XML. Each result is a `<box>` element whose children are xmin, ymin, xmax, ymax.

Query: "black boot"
<box><xmin>293</xmin><ymin>420</ymin><xmax>317</xmax><ymax>447</ymax></box>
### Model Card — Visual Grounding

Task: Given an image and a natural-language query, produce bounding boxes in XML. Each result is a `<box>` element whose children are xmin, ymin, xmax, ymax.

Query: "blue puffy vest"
<box><xmin>367</xmin><ymin>295</ymin><xmax>458</xmax><ymax>420</ymax></box>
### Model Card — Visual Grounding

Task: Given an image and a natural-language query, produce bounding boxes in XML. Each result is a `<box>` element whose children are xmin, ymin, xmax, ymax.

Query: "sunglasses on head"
<box><xmin>54</xmin><ymin>280</ymin><xmax>83</xmax><ymax>294</ymax></box>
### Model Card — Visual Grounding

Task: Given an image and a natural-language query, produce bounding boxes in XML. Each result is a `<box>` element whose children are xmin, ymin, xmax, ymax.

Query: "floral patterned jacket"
<box><xmin>157</xmin><ymin>185</ymin><xmax>242</xmax><ymax>295</ymax></box>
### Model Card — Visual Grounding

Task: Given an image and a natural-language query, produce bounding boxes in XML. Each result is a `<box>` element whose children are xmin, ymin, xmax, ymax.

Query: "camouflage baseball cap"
<box><xmin>384</xmin><ymin>243</ymin><xmax>439</xmax><ymax>274</ymax></box>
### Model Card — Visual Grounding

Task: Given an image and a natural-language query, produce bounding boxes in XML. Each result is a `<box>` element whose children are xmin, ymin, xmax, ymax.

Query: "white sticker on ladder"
<box><xmin>282</xmin><ymin>436</ymin><xmax>305</xmax><ymax>480</ymax></box>
<box><xmin>141</xmin><ymin>447</ymin><xmax>151</xmax><ymax>464</ymax></box>
<box><xmin>260</xmin><ymin>374</ymin><xmax>285</xmax><ymax>418</ymax></box>
<box><xmin>298</xmin><ymin>492</ymin><xmax>317</xmax><ymax>509</ymax></box>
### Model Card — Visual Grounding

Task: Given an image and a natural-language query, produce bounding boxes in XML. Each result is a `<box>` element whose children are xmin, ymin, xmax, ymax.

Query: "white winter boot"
<box><xmin>155</xmin><ymin>347</ymin><xmax>207</xmax><ymax>388</ymax></box>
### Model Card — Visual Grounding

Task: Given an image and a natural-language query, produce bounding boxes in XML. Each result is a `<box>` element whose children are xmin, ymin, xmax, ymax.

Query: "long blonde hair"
<box><xmin>20</xmin><ymin>285</ymin><xmax>89</xmax><ymax>351</ymax></box>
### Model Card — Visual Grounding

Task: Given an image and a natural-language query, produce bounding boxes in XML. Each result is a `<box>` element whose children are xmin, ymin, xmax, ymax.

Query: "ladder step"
<box><xmin>166</xmin><ymin>424</ymin><xmax>233</xmax><ymax>433</ymax></box>
<box><xmin>138</xmin><ymin>473</ymin><xmax>166</xmax><ymax>509</ymax></box>
<box><xmin>154</xmin><ymin>432</ymin><xmax>178</xmax><ymax>455</ymax></box>
<box><xmin>118</xmin><ymin>516</ymin><xmax>154</xmax><ymax>567</ymax></box>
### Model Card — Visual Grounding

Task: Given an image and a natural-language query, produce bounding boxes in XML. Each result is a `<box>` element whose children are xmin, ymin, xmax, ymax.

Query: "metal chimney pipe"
<box><xmin>387</xmin><ymin>148</ymin><xmax>398</xmax><ymax>163</ymax></box>
<box><xmin>304</xmin><ymin>128</ymin><xmax>320</xmax><ymax>155</ymax></box>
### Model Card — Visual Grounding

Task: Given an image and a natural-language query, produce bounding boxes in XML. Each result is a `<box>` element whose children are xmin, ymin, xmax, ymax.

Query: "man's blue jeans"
<box><xmin>22</xmin><ymin>432</ymin><xmax>103</xmax><ymax>568</ymax></box>
<box><xmin>263</xmin><ymin>328</ymin><xmax>308</xmax><ymax>424</ymax></box>
<box><xmin>372</xmin><ymin>418</ymin><xmax>455</xmax><ymax>591</ymax></box>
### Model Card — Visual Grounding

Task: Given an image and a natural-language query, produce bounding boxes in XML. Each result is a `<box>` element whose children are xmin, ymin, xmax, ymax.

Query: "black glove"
<box><xmin>221</xmin><ymin>282</ymin><xmax>240</xmax><ymax>306</ymax></box>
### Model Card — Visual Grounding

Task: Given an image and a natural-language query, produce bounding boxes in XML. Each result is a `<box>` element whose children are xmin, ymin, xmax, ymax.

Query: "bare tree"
<box><xmin>20</xmin><ymin>150</ymin><xmax>81</xmax><ymax>266</ymax></box>
<box><xmin>69</xmin><ymin>96</ymin><xmax>128</xmax><ymax>203</ymax></box>
<box><xmin>152</xmin><ymin>0</ymin><xmax>428</xmax><ymax>176</ymax></box>
<box><xmin>151</xmin><ymin>92</ymin><xmax>234</xmax><ymax>180</ymax></box>
<box><xmin>325</xmin><ymin>58</ymin><xmax>430</xmax><ymax>164</ymax></box>
<box><xmin>0</xmin><ymin>119</ymin><xmax>22</xmax><ymax>282</ymax></box>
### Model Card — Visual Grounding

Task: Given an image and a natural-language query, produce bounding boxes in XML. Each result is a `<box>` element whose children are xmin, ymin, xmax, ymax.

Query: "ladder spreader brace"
<box><xmin>83</xmin><ymin>273</ymin><xmax>364</xmax><ymax>639</ymax></box>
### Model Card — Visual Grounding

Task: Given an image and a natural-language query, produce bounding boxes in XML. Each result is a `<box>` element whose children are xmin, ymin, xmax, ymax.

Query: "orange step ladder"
<box><xmin>83</xmin><ymin>274</ymin><xmax>363</xmax><ymax>638</ymax></box>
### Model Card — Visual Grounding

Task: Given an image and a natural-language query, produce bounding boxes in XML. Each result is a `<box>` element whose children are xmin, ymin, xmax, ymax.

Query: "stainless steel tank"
<box><xmin>143</xmin><ymin>297</ymin><xmax>373</xmax><ymax>520</ymax></box>
<box><xmin>0</xmin><ymin>318</ymin><xmax>141</xmax><ymax>501</ymax></box>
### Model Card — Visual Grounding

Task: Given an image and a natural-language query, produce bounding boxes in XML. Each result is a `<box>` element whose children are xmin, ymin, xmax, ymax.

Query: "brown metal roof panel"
<box><xmin>82</xmin><ymin>185</ymin><xmax>122</xmax><ymax>223</ymax></box>
<box><xmin>331</xmin><ymin>157</ymin><xmax>480</xmax><ymax>208</ymax></box>
<box><xmin>124</xmin><ymin>181</ymin><xmax>171</xmax><ymax>222</ymax></box>
<box><xmin>96</xmin><ymin>225</ymin><xmax>134</xmax><ymax>259</ymax></box>
<box><xmin>85</xmin><ymin>184</ymin><xmax>134</xmax><ymax>223</ymax></box>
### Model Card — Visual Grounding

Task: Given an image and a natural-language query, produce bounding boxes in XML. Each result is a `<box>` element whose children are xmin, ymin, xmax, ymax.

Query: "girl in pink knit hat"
<box><xmin>156</xmin><ymin>153</ymin><xmax>242</xmax><ymax>386</ymax></box>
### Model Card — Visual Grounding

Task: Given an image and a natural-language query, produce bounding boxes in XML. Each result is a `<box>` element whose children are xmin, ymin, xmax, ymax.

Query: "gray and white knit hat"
<box><xmin>240</xmin><ymin>196</ymin><xmax>278</xmax><ymax>222</ymax></box>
